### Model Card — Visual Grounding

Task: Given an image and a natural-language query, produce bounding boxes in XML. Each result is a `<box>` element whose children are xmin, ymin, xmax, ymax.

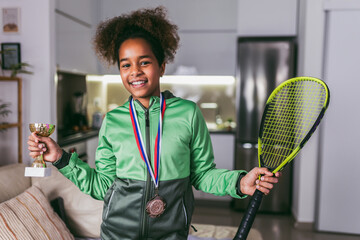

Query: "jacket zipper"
<box><xmin>136</xmin><ymin>99</ymin><xmax>155</xmax><ymax>239</ymax></box>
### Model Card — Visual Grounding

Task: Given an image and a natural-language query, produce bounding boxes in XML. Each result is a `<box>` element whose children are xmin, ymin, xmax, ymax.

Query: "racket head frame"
<box><xmin>257</xmin><ymin>76</ymin><xmax>330</xmax><ymax>174</ymax></box>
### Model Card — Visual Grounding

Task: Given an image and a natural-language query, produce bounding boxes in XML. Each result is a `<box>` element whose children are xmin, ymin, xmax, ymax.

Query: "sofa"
<box><xmin>0</xmin><ymin>163</ymin><xmax>263</xmax><ymax>240</ymax></box>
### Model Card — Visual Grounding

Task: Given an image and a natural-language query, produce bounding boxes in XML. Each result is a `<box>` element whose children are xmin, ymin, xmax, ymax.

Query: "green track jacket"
<box><xmin>57</xmin><ymin>91</ymin><xmax>246</xmax><ymax>239</ymax></box>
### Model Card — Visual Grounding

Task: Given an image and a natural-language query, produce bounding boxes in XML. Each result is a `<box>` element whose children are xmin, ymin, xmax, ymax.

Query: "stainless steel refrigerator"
<box><xmin>233</xmin><ymin>37</ymin><xmax>296</xmax><ymax>213</ymax></box>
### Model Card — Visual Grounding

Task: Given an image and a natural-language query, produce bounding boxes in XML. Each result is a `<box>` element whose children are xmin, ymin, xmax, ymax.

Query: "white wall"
<box><xmin>292</xmin><ymin>0</ymin><xmax>326</xmax><ymax>224</ymax></box>
<box><xmin>0</xmin><ymin>0</ymin><xmax>56</xmax><ymax>166</ymax></box>
<box><xmin>316</xmin><ymin>1</ymin><xmax>360</xmax><ymax>234</ymax></box>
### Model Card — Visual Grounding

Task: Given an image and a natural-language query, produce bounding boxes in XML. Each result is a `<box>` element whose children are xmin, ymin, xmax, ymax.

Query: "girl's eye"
<box><xmin>141</xmin><ymin>61</ymin><xmax>151</xmax><ymax>66</ymax></box>
<box><xmin>121</xmin><ymin>63</ymin><xmax>130</xmax><ymax>68</ymax></box>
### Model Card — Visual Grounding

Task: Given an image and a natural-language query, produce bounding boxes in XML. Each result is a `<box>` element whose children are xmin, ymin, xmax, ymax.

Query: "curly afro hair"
<box><xmin>93</xmin><ymin>6</ymin><xmax>180</xmax><ymax>68</ymax></box>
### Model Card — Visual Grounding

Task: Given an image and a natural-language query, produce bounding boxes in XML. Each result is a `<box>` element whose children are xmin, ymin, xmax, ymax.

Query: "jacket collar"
<box><xmin>126</xmin><ymin>90</ymin><xmax>177</xmax><ymax>112</ymax></box>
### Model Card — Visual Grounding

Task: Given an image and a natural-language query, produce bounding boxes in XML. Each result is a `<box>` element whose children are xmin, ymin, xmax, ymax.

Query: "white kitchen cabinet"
<box><xmin>166</xmin><ymin>0</ymin><xmax>238</xmax><ymax>31</ymax></box>
<box><xmin>55</xmin><ymin>0</ymin><xmax>99</xmax><ymax>74</ymax></box>
<box><xmin>210</xmin><ymin>133</ymin><xmax>235</xmax><ymax>171</ymax></box>
<box><xmin>193</xmin><ymin>133</ymin><xmax>235</xmax><ymax>201</ymax></box>
<box><xmin>237</xmin><ymin>0</ymin><xmax>298</xmax><ymax>36</ymax></box>
<box><xmin>56</xmin><ymin>0</ymin><xmax>98</xmax><ymax>25</ymax></box>
<box><xmin>56</xmin><ymin>13</ymin><xmax>98</xmax><ymax>74</ymax></box>
<box><xmin>167</xmin><ymin>0</ymin><xmax>238</xmax><ymax>75</ymax></box>
<box><xmin>99</xmin><ymin>0</ymin><xmax>238</xmax><ymax>76</ymax></box>
<box><xmin>166</xmin><ymin>32</ymin><xmax>237</xmax><ymax>75</ymax></box>
<box><xmin>86</xmin><ymin>136</ymin><xmax>99</xmax><ymax>169</ymax></box>
<box><xmin>101</xmin><ymin>0</ymin><xmax>237</xmax><ymax>31</ymax></box>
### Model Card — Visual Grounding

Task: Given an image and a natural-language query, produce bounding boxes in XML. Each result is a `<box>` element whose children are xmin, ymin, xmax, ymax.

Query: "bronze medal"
<box><xmin>146</xmin><ymin>194</ymin><xmax>166</xmax><ymax>218</ymax></box>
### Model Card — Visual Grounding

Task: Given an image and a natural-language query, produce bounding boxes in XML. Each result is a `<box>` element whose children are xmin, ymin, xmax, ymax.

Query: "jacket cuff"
<box><xmin>236</xmin><ymin>172</ymin><xmax>247</xmax><ymax>197</ymax></box>
<box><xmin>53</xmin><ymin>149</ymin><xmax>71</xmax><ymax>169</ymax></box>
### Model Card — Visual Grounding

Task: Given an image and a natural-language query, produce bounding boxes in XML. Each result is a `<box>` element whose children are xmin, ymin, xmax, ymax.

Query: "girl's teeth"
<box><xmin>132</xmin><ymin>81</ymin><xmax>145</xmax><ymax>85</ymax></box>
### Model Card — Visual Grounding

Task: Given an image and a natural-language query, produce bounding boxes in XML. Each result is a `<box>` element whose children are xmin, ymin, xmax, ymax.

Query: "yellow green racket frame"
<box><xmin>258</xmin><ymin>76</ymin><xmax>330</xmax><ymax>174</ymax></box>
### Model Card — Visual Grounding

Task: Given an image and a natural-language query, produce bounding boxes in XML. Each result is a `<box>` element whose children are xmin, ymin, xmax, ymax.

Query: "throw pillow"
<box><xmin>32</xmin><ymin>165</ymin><xmax>103</xmax><ymax>238</ymax></box>
<box><xmin>0</xmin><ymin>185</ymin><xmax>74</xmax><ymax>240</ymax></box>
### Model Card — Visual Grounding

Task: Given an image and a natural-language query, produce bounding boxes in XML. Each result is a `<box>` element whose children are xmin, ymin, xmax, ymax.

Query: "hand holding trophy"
<box><xmin>25</xmin><ymin>123</ymin><xmax>55</xmax><ymax>177</ymax></box>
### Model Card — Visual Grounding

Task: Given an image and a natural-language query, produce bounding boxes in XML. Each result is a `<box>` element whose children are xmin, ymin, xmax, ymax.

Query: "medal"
<box><xmin>146</xmin><ymin>189</ymin><xmax>166</xmax><ymax>218</ymax></box>
<box><xmin>129</xmin><ymin>94</ymin><xmax>166</xmax><ymax>218</ymax></box>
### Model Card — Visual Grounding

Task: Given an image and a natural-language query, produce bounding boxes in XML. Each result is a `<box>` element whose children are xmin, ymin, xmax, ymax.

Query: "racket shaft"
<box><xmin>233</xmin><ymin>189</ymin><xmax>263</xmax><ymax>240</ymax></box>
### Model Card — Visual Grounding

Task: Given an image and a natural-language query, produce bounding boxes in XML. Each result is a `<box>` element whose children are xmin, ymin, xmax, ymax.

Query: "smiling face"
<box><xmin>118</xmin><ymin>38</ymin><xmax>165</xmax><ymax>108</ymax></box>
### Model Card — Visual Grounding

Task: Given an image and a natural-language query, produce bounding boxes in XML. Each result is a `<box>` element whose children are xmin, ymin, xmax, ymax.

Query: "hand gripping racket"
<box><xmin>233</xmin><ymin>76</ymin><xmax>330</xmax><ymax>240</ymax></box>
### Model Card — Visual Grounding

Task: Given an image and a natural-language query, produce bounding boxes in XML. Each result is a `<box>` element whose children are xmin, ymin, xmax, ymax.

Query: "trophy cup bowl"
<box><xmin>25</xmin><ymin>123</ymin><xmax>55</xmax><ymax>177</ymax></box>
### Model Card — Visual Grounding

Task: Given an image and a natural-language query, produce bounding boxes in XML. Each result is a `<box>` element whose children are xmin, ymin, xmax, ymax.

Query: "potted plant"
<box><xmin>0</xmin><ymin>100</ymin><xmax>11</xmax><ymax>132</ymax></box>
<box><xmin>0</xmin><ymin>47</ymin><xmax>33</xmax><ymax>78</ymax></box>
<box><xmin>9</xmin><ymin>62</ymin><xmax>33</xmax><ymax>77</ymax></box>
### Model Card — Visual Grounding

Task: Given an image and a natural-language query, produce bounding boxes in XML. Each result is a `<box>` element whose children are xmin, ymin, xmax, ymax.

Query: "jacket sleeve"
<box><xmin>189</xmin><ymin>105</ymin><xmax>247</xmax><ymax>199</ymax></box>
<box><xmin>58</xmin><ymin>115</ymin><xmax>116</xmax><ymax>200</ymax></box>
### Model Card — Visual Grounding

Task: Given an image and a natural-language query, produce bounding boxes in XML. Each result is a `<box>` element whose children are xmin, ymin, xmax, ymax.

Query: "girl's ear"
<box><xmin>160</xmin><ymin>63</ymin><xmax>166</xmax><ymax>76</ymax></box>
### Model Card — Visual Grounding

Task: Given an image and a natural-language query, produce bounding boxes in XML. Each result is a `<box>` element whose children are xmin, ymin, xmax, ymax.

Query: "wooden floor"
<box><xmin>191</xmin><ymin>200</ymin><xmax>360</xmax><ymax>240</ymax></box>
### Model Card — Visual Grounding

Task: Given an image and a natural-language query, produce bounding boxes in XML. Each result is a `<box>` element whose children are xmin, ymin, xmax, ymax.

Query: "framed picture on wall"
<box><xmin>1</xmin><ymin>43</ymin><xmax>21</xmax><ymax>70</ymax></box>
<box><xmin>2</xmin><ymin>7</ymin><xmax>20</xmax><ymax>33</ymax></box>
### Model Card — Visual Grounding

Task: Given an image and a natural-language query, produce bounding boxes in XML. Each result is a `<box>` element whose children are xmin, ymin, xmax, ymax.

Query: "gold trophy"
<box><xmin>25</xmin><ymin>123</ymin><xmax>55</xmax><ymax>177</ymax></box>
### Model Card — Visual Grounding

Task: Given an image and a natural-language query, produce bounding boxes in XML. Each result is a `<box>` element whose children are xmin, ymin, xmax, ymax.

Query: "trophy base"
<box><xmin>24</xmin><ymin>167</ymin><xmax>52</xmax><ymax>177</ymax></box>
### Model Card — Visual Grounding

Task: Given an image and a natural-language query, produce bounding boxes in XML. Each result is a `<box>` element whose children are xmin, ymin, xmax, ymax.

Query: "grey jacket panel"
<box><xmin>101</xmin><ymin>177</ymin><xmax>194</xmax><ymax>240</ymax></box>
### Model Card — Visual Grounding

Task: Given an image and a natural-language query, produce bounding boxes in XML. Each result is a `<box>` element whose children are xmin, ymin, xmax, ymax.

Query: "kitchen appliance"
<box><xmin>56</xmin><ymin>70</ymin><xmax>99</xmax><ymax>165</ymax></box>
<box><xmin>233</xmin><ymin>37</ymin><xmax>296</xmax><ymax>213</ymax></box>
<box><xmin>72</xmin><ymin>91</ymin><xmax>88</xmax><ymax>130</ymax></box>
<box><xmin>56</xmin><ymin>70</ymin><xmax>88</xmax><ymax>136</ymax></box>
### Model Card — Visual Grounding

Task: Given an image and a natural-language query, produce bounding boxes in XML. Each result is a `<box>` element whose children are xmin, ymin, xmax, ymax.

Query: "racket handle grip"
<box><xmin>233</xmin><ymin>189</ymin><xmax>264</xmax><ymax>240</ymax></box>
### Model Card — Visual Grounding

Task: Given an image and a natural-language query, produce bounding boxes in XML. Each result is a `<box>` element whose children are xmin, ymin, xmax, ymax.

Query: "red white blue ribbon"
<box><xmin>129</xmin><ymin>94</ymin><xmax>166</xmax><ymax>188</ymax></box>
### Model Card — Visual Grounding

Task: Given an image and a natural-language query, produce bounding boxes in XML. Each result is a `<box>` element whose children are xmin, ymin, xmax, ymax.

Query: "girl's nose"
<box><xmin>130</xmin><ymin>64</ymin><xmax>141</xmax><ymax>76</ymax></box>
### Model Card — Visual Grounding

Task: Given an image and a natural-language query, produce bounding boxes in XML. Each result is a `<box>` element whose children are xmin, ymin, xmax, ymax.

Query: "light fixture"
<box><xmin>200</xmin><ymin>103</ymin><xmax>218</xmax><ymax>109</ymax></box>
<box><xmin>86</xmin><ymin>75</ymin><xmax>121</xmax><ymax>83</ymax></box>
<box><xmin>87</xmin><ymin>75</ymin><xmax>235</xmax><ymax>86</ymax></box>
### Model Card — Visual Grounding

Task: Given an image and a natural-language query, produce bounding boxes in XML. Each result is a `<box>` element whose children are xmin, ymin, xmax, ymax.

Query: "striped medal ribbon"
<box><xmin>129</xmin><ymin>93</ymin><xmax>166</xmax><ymax>189</ymax></box>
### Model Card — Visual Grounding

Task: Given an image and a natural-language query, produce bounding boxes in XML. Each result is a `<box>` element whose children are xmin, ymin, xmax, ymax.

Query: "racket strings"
<box><xmin>260</xmin><ymin>80</ymin><xmax>327</xmax><ymax>169</ymax></box>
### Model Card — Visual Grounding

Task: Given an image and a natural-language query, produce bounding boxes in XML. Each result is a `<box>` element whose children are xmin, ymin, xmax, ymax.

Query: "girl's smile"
<box><xmin>118</xmin><ymin>38</ymin><xmax>165</xmax><ymax>108</ymax></box>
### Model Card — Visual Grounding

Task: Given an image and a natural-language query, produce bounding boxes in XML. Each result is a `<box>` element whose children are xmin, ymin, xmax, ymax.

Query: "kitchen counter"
<box><xmin>208</xmin><ymin>129</ymin><xmax>235</xmax><ymax>135</ymax></box>
<box><xmin>58</xmin><ymin>129</ymin><xmax>99</xmax><ymax>147</ymax></box>
<box><xmin>194</xmin><ymin>130</ymin><xmax>235</xmax><ymax>201</ymax></box>
<box><xmin>58</xmin><ymin>129</ymin><xmax>233</xmax><ymax>145</ymax></box>
<box><xmin>209</xmin><ymin>130</ymin><xmax>235</xmax><ymax>135</ymax></box>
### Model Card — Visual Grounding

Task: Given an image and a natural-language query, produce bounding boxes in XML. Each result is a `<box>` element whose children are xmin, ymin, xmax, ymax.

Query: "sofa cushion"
<box><xmin>0</xmin><ymin>163</ymin><xmax>31</xmax><ymax>203</ymax></box>
<box><xmin>32</xmin><ymin>165</ymin><xmax>103</xmax><ymax>238</ymax></box>
<box><xmin>0</xmin><ymin>185</ymin><xmax>74</xmax><ymax>240</ymax></box>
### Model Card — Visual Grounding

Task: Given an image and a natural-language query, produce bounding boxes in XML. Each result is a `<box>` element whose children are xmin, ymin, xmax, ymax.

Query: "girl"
<box><xmin>28</xmin><ymin>7</ymin><xmax>280</xmax><ymax>240</ymax></box>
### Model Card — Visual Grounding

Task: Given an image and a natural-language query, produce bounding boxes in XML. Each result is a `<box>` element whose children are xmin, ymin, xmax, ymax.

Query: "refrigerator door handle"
<box><xmin>241</xmin><ymin>143</ymin><xmax>258</xmax><ymax>149</ymax></box>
